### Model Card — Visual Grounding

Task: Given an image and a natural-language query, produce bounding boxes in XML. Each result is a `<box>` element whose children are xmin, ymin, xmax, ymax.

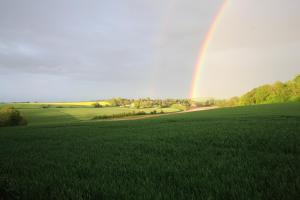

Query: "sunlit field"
<box><xmin>0</xmin><ymin>103</ymin><xmax>180</xmax><ymax>126</ymax></box>
<box><xmin>0</xmin><ymin>103</ymin><xmax>299</xmax><ymax>199</ymax></box>
<box><xmin>0</xmin><ymin>101</ymin><xmax>110</xmax><ymax>109</ymax></box>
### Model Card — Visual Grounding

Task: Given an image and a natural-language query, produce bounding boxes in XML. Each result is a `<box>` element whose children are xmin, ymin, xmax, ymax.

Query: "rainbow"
<box><xmin>189</xmin><ymin>0</ymin><xmax>229</xmax><ymax>99</ymax></box>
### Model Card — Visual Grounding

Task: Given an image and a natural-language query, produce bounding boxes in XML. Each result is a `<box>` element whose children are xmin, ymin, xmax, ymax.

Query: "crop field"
<box><xmin>0</xmin><ymin>103</ymin><xmax>299</xmax><ymax>199</ymax></box>
<box><xmin>0</xmin><ymin>101</ymin><xmax>110</xmax><ymax>108</ymax></box>
<box><xmin>0</xmin><ymin>103</ymin><xmax>180</xmax><ymax>126</ymax></box>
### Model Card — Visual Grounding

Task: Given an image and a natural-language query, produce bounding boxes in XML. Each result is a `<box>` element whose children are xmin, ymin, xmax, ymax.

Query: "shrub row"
<box><xmin>92</xmin><ymin>110</ymin><xmax>164</xmax><ymax>120</ymax></box>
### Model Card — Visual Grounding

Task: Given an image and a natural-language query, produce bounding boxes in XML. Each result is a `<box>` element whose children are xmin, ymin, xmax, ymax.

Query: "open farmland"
<box><xmin>0</xmin><ymin>102</ymin><xmax>179</xmax><ymax>126</ymax></box>
<box><xmin>0</xmin><ymin>103</ymin><xmax>299</xmax><ymax>199</ymax></box>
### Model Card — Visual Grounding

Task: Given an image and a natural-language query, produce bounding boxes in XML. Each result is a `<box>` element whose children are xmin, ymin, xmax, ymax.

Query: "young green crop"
<box><xmin>0</xmin><ymin>103</ymin><xmax>299</xmax><ymax>199</ymax></box>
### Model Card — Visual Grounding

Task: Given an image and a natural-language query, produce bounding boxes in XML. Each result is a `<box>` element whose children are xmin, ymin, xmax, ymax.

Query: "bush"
<box><xmin>150</xmin><ymin>110</ymin><xmax>157</xmax><ymax>114</ymax></box>
<box><xmin>41</xmin><ymin>105</ymin><xmax>51</xmax><ymax>109</ymax></box>
<box><xmin>92</xmin><ymin>102</ymin><xmax>102</xmax><ymax>108</ymax></box>
<box><xmin>93</xmin><ymin>112</ymin><xmax>133</xmax><ymax>120</ymax></box>
<box><xmin>92</xmin><ymin>111</ymin><xmax>148</xmax><ymax>120</ymax></box>
<box><xmin>0</xmin><ymin>108</ymin><xmax>27</xmax><ymax>127</ymax></box>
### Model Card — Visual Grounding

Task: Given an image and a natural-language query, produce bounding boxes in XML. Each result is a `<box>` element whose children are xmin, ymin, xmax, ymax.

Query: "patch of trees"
<box><xmin>239</xmin><ymin>75</ymin><xmax>300</xmax><ymax>105</ymax></box>
<box><xmin>216</xmin><ymin>74</ymin><xmax>300</xmax><ymax>107</ymax></box>
<box><xmin>92</xmin><ymin>102</ymin><xmax>102</xmax><ymax>108</ymax></box>
<box><xmin>104</xmin><ymin>98</ymin><xmax>192</xmax><ymax>110</ymax></box>
<box><xmin>190</xmin><ymin>98</ymin><xmax>216</xmax><ymax>107</ymax></box>
<box><xmin>0</xmin><ymin>107</ymin><xmax>27</xmax><ymax>127</ymax></box>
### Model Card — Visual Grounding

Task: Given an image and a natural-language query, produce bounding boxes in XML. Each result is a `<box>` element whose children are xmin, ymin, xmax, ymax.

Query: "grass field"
<box><xmin>0</xmin><ymin>103</ymin><xmax>180</xmax><ymax>126</ymax></box>
<box><xmin>0</xmin><ymin>103</ymin><xmax>299</xmax><ymax>199</ymax></box>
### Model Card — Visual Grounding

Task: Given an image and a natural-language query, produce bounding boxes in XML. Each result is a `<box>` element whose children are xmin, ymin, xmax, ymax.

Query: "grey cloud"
<box><xmin>0</xmin><ymin>0</ymin><xmax>298</xmax><ymax>101</ymax></box>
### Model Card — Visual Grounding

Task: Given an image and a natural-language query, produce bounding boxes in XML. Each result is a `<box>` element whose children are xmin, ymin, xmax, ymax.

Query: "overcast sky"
<box><xmin>0</xmin><ymin>0</ymin><xmax>299</xmax><ymax>102</ymax></box>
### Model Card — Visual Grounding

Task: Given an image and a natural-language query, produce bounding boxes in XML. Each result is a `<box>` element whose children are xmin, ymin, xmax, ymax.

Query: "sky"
<box><xmin>0</xmin><ymin>0</ymin><xmax>299</xmax><ymax>102</ymax></box>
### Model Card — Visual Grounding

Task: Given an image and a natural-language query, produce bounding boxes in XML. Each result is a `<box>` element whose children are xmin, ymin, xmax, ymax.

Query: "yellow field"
<box><xmin>30</xmin><ymin>101</ymin><xmax>111</xmax><ymax>106</ymax></box>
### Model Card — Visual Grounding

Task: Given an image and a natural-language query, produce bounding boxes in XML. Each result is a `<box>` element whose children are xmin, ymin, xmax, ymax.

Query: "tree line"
<box><xmin>93</xmin><ymin>98</ymin><xmax>192</xmax><ymax>110</ymax></box>
<box><xmin>93</xmin><ymin>74</ymin><xmax>300</xmax><ymax>109</ymax></box>
<box><xmin>215</xmin><ymin>74</ymin><xmax>300</xmax><ymax>107</ymax></box>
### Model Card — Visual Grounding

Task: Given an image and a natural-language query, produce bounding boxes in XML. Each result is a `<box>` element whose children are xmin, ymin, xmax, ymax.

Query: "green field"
<box><xmin>0</xmin><ymin>103</ymin><xmax>180</xmax><ymax>126</ymax></box>
<box><xmin>0</xmin><ymin>103</ymin><xmax>299</xmax><ymax>199</ymax></box>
